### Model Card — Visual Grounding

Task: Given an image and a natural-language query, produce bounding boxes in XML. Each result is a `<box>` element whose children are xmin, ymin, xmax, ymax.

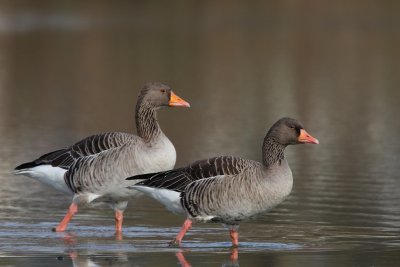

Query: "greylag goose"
<box><xmin>127</xmin><ymin>117</ymin><xmax>318</xmax><ymax>246</ymax></box>
<box><xmin>14</xmin><ymin>82</ymin><xmax>190</xmax><ymax>233</ymax></box>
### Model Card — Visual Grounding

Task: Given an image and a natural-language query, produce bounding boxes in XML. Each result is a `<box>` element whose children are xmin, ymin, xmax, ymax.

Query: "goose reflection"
<box><xmin>176</xmin><ymin>248</ymin><xmax>239</xmax><ymax>267</ymax></box>
<box><xmin>57</xmin><ymin>232</ymin><xmax>129</xmax><ymax>267</ymax></box>
<box><xmin>65</xmin><ymin>251</ymin><xmax>129</xmax><ymax>267</ymax></box>
<box><xmin>69</xmin><ymin>252</ymin><xmax>101</xmax><ymax>267</ymax></box>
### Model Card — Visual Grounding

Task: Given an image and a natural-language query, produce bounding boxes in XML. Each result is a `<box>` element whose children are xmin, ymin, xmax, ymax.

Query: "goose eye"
<box><xmin>160</xmin><ymin>89</ymin><xmax>166</xmax><ymax>93</ymax></box>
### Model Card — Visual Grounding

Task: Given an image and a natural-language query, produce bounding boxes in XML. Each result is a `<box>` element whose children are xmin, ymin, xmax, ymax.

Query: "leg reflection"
<box><xmin>58</xmin><ymin>231</ymin><xmax>77</xmax><ymax>246</ymax></box>
<box><xmin>176</xmin><ymin>251</ymin><xmax>192</xmax><ymax>267</ymax></box>
<box><xmin>115</xmin><ymin>230</ymin><xmax>123</xmax><ymax>241</ymax></box>
<box><xmin>226</xmin><ymin>247</ymin><xmax>239</xmax><ymax>267</ymax></box>
<box><xmin>175</xmin><ymin>248</ymin><xmax>240</xmax><ymax>267</ymax></box>
<box><xmin>221</xmin><ymin>247</ymin><xmax>240</xmax><ymax>267</ymax></box>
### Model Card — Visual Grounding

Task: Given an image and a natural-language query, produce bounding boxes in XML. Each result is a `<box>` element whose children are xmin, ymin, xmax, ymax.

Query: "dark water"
<box><xmin>1</xmin><ymin>1</ymin><xmax>400</xmax><ymax>266</ymax></box>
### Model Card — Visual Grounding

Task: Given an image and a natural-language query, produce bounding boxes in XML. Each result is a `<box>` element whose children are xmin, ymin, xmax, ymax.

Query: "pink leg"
<box><xmin>53</xmin><ymin>203</ymin><xmax>78</xmax><ymax>232</ymax></box>
<box><xmin>170</xmin><ymin>219</ymin><xmax>192</xmax><ymax>246</ymax></box>
<box><xmin>230</xmin><ymin>229</ymin><xmax>239</xmax><ymax>247</ymax></box>
<box><xmin>115</xmin><ymin>210</ymin><xmax>123</xmax><ymax>233</ymax></box>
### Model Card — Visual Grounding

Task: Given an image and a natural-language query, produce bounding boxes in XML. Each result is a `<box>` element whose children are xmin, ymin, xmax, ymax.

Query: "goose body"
<box><xmin>14</xmin><ymin>82</ymin><xmax>190</xmax><ymax>233</ymax></box>
<box><xmin>133</xmin><ymin>157</ymin><xmax>293</xmax><ymax>222</ymax></box>
<box><xmin>128</xmin><ymin>117</ymin><xmax>318</xmax><ymax>246</ymax></box>
<box><xmin>64</xmin><ymin>132</ymin><xmax>176</xmax><ymax>201</ymax></box>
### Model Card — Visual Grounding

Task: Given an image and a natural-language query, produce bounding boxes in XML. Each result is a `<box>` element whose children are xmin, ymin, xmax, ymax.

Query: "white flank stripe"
<box><xmin>133</xmin><ymin>185</ymin><xmax>184</xmax><ymax>214</ymax></box>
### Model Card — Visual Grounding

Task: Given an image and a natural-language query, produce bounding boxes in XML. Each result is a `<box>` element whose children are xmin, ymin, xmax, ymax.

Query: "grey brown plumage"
<box><xmin>128</xmin><ymin>117</ymin><xmax>319</xmax><ymax>246</ymax></box>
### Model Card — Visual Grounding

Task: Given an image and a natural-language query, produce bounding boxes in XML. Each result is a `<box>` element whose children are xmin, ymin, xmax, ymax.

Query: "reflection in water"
<box><xmin>65</xmin><ymin>250</ymin><xmax>239</xmax><ymax>267</ymax></box>
<box><xmin>67</xmin><ymin>252</ymin><xmax>129</xmax><ymax>267</ymax></box>
<box><xmin>60</xmin><ymin>232</ymin><xmax>78</xmax><ymax>247</ymax></box>
<box><xmin>176</xmin><ymin>249</ymin><xmax>239</xmax><ymax>267</ymax></box>
<box><xmin>58</xmin><ymin>232</ymin><xmax>241</xmax><ymax>267</ymax></box>
<box><xmin>115</xmin><ymin>231</ymin><xmax>123</xmax><ymax>241</ymax></box>
<box><xmin>69</xmin><ymin>252</ymin><xmax>101</xmax><ymax>267</ymax></box>
<box><xmin>59</xmin><ymin>233</ymin><xmax>129</xmax><ymax>267</ymax></box>
<box><xmin>176</xmin><ymin>251</ymin><xmax>192</xmax><ymax>267</ymax></box>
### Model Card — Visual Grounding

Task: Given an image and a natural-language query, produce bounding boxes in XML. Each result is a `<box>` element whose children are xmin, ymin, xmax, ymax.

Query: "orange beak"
<box><xmin>169</xmin><ymin>91</ymin><xmax>190</xmax><ymax>107</ymax></box>
<box><xmin>298</xmin><ymin>129</ymin><xmax>319</xmax><ymax>144</ymax></box>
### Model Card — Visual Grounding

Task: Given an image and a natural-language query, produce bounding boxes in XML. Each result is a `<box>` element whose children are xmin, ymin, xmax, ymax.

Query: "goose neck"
<box><xmin>135</xmin><ymin>104</ymin><xmax>162</xmax><ymax>142</ymax></box>
<box><xmin>262</xmin><ymin>137</ymin><xmax>286</xmax><ymax>168</ymax></box>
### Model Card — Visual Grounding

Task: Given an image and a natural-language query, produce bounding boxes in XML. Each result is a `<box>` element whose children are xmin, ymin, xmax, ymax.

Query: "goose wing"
<box><xmin>15</xmin><ymin>132</ymin><xmax>135</xmax><ymax>170</ymax></box>
<box><xmin>128</xmin><ymin>156</ymin><xmax>248</xmax><ymax>192</ymax></box>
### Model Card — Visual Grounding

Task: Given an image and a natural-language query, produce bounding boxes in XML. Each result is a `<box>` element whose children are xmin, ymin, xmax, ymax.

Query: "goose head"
<box><xmin>267</xmin><ymin>117</ymin><xmax>319</xmax><ymax>146</ymax></box>
<box><xmin>139</xmin><ymin>82</ymin><xmax>190</xmax><ymax>109</ymax></box>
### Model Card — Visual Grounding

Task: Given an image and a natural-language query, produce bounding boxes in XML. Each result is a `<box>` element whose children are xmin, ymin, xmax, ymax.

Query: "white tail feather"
<box><xmin>14</xmin><ymin>165</ymin><xmax>72</xmax><ymax>195</ymax></box>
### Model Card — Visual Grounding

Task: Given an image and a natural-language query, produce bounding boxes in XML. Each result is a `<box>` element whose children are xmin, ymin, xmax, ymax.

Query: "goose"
<box><xmin>127</xmin><ymin>117</ymin><xmax>318</xmax><ymax>247</ymax></box>
<box><xmin>14</xmin><ymin>82</ymin><xmax>190</xmax><ymax>233</ymax></box>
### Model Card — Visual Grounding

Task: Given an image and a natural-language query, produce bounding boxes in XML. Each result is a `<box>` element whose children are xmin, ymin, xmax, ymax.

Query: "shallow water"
<box><xmin>1</xmin><ymin>1</ymin><xmax>400</xmax><ymax>266</ymax></box>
